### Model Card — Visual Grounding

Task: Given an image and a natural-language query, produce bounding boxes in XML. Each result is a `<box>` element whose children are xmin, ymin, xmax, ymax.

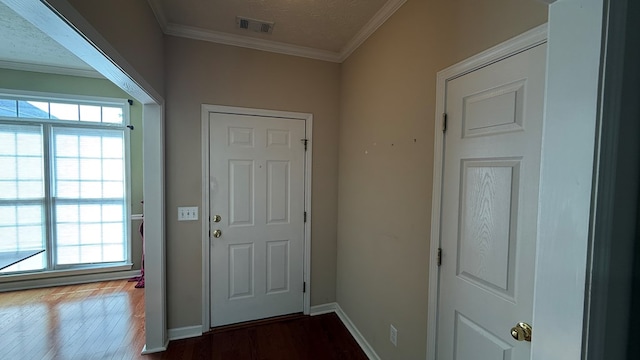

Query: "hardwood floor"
<box><xmin>0</xmin><ymin>280</ymin><xmax>145</xmax><ymax>360</ymax></box>
<box><xmin>0</xmin><ymin>281</ymin><xmax>367</xmax><ymax>360</ymax></box>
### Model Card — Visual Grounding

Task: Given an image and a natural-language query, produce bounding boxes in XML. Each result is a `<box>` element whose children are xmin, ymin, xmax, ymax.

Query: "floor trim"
<box><xmin>166</xmin><ymin>303</ymin><xmax>381</xmax><ymax>359</ymax></box>
<box><xmin>310</xmin><ymin>303</ymin><xmax>381</xmax><ymax>360</ymax></box>
<box><xmin>310</xmin><ymin>302</ymin><xmax>338</xmax><ymax>316</ymax></box>
<box><xmin>168</xmin><ymin>325</ymin><xmax>203</xmax><ymax>341</ymax></box>
<box><xmin>0</xmin><ymin>269</ymin><xmax>141</xmax><ymax>292</ymax></box>
<box><xmin>141</xmin><ymin>339</ymin><xmax>169</xmax><ymax>355</ymax></box>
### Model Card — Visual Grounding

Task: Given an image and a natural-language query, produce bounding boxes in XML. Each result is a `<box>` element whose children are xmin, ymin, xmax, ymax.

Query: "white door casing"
<box><xmin>202</xmin><ymin>106</ymin><xmax>312</xmax><ymax>329</ymax></box>
<box><xmin>432</xmin><ymin>38</ymin><xmax>547</xmax><ymax>359</ymax></box>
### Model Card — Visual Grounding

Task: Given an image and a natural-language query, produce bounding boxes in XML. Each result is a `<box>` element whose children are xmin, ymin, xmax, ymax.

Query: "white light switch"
<box><xmin>178</xmin><ymin>206</ymin><xmax>198</xmax><ymax>221</ymax></box>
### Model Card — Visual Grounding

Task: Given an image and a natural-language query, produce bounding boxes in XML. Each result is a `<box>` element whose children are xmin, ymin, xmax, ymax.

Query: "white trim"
<box><xmin>0</xmin><ymin>87</ymin><xmax>130</xmax><ymax>106</ymax></box>
<box><xmin>0</xmin><ymin>60</ymin><xmax>103</xmax><ymax>79</ymax></box>
<box><xmin>303</xmin><ymin>113</ymin><xmax>313</xmax><ymax>316</ymax></box>
<box><xmin>532</xmin><ymin>1</ymin><xmax>604</xmax><ymax>358</ymax></box>
<box><xmin>124</xmin><ymin>99</ymin><xmax>133</xmax><ymax>276</ymax></box>
<box><xmin>141</xmin><ymin>340</ymin><xmax>169</xmax><ymax>355</ymax></box>
<box><xmin>0</xmin><ymin>263</ymin><xmax>133</xmax><ymax>283</ymax></box>
<box><xmin>310</xmin><ymin>302</ymin><xmax>337</xmax><ymax>316</ymax></box>
<box><xmin>338</xmin><ymin>0</ymin><xmax>408</xmax><ymax>62</ymax></box>
<box><xmin>8</xmin><ymin>0</ymin><xmax>162</xmax><ymax>105</ymax></box>
<box><xmin>146</xmin><ymin>0</ymin><xmax>408</xmax><ymax>63</ymax></box>
<box><xmin>146</xmin><ymin>0</ymin><xmax>167</xmax><ymax>32</ymax></box>
<box><xmin>168</xmin><ymin>325</ymin><xmax>203</xmax><ymax>341</ymax></box>
<box><xmin>334</xmin><ymin>303</ymin><xmax>381</xmax><ymax>360</ymax></box>
<box><xmin>142</xmin><ymin>103</ymin><xmax>167</xmax><ymax>352</ymax></box>
<box><xmin>434</xmin><ymin>24</ymin><xmax>548</xmax><ymax>84</ymax></box>
<box><xmin>131</xmin><ymin>214</ymin><xmax>144</xmax><ymax>221</ymax></box>
<box><xmin>0</xmin><ymin>269</ymin><xmax>139</xmax><ymax>292</ymax></box>
<box><xmin>201</xmin><ymin>108</ymin><xmax>210</xmax><ymax>334</ymax></box>
<box><xmin>201</xmin><ymin>104</ymin><xmax>313</xmax><ymax>331</ymax></box>
<box><xmin>426</xmin><ymin>24</ymin><xmax>548</xmax><ymax>360</ymax></box>
<box><xmin>165</xmin><ymin>23</ymin><xmax>341</xmax><ymax>63</ymax></box>
<box><xmin>7</xmin><ymin>0</ymin><xmax>167</xmax><ymax>355</ymax></box>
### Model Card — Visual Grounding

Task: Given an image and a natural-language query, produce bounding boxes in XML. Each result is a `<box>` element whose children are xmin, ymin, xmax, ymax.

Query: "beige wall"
<box><xmin>46</xmin><ymin>0</ymin><xmax>549</xmax><ymax>353</ymax></box>
<box><xmin>164</xmin><ymin>36</ymin><xmax>341</xmax><ymax>328</ymax></box>
<box><xmin>65</xmin><ymin>0</ymin><xmax>165</xmax><ymax>98</ymax></box>
<box><xmin>336</xmin><ymin>0</ymin><xmax>547</xmax><ymax>359</ymax></box>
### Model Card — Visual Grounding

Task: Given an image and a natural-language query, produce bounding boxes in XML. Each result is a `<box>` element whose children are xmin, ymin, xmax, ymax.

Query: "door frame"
<box><xmin>425</xmin><ymin>24</ymin><xmax>548</xmax><ymax>360</ymax></box>
<box><xmin>200</xmin><ymin>104</ymin><xmax>313</xmax><ymax>332</ymax></box>
<box><xmin>1</xmin><ymin>0</ymin><xmax>167</xmax><ymax>353</ymax></box>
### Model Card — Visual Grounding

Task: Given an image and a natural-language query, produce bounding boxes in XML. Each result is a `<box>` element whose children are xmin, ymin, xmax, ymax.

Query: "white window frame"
<box><xmin>0</xmin><ymin>88</ymin><xmax>133</xmax><ymax>279</ymax></box>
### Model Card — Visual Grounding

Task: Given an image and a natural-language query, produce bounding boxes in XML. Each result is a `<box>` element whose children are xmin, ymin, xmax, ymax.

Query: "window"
<box><xmin>0</xmin><ymin>92</ymin><xmax>130</xmax><ymax>274</ymax></box>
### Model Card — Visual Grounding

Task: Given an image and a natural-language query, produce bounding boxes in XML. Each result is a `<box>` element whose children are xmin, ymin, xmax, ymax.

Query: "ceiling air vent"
<box><xmin>236</xmin><ymin>16</ymin><xmax>274</xmax><ymax>34</ymax></box>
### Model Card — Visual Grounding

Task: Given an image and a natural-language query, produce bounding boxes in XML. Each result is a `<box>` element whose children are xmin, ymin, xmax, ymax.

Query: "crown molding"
<box><xmin>165</xmin><ymin>23</ymin><xmax>342</xmax><ymax>63</ymax></box>
<box><xmin>338</xmin><ymin>0</ymin><xmax>408</xmax><ymax>62</ymax></box>
<box><xmin>147</xmin><ymin>0</ymin><xmax>167</xmax><ymax>32</ymax></box>
<box><xmin>0</xmin><ymin>60</ymin><xmax>104</xmax><ymax>79</ymax></box>
<box><xmin>149</xmin><ymin>0</ymin><xmax>407</xmax><ymax>63</ymax></box>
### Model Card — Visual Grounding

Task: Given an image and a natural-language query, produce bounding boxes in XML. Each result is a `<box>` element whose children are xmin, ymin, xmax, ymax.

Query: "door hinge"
<box><xmin>304</xmin><ymin>211</ymin><xmax>307</xmax><ymax>223</ymax></box>
<box><xmin>437</xmin><ymin>248</ymin><xmax>442</xmax><ymax>267</ymax></box>
<box><xmin>303</xmin><ymin>282</ymin><xmax>306</xmax><ymax>293</ymax></box>
<box><xmin>442</xmin><ymin>113</ymin><xmax>448</xmax><ymax>133</ymax></box>
<box><xmin>301</xmin><ymin>138</ymin><xmax>308</xmax><ymax>151</ymax></box>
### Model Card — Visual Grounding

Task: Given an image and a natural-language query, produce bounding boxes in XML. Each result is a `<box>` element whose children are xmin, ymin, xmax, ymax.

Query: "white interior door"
<box><xmin>437</xmin><ymin>43</ymin><xmax>546</xmax><ymax>359</ymax></box>
<box><xmin>209</xmin><ymin>112</ymin><xmax>305</xmax><ymax>327</ymax></box>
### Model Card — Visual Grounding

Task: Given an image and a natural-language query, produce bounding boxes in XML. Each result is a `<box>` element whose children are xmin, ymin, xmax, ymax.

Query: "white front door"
<box><xmin>209</xmin><ymin>112</ymin><xmax>306</xmax><ymax>327</ymax></box>
<box><xmin>437</xmin><ymin>43</ymin><xmax>546</xmax><ymax>359</ymax></box>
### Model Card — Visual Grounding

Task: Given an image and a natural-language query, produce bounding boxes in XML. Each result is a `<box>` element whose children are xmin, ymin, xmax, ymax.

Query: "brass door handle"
<box><xmin>213</xmin><ymin>229</ymin><xmax>222</xmax><ymax>238</ymax></box>
<box><xmin>510</xmin><ymin>322</ymin><xmax>532</xmax><ymax>342</ymax></box>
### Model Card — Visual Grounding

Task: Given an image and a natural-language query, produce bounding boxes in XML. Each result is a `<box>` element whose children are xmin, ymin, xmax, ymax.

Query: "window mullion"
<box><xmin>43</xmin><ymin>123</ymin><xmax>55</xmax><ymax>270</ymax></box>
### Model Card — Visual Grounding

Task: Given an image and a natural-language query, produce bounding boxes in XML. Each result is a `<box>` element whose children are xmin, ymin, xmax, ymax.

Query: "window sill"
<box><xmin>0</xmin><ymin>262</ymin><xmax>134</xmax><ymax>290</ymax></box>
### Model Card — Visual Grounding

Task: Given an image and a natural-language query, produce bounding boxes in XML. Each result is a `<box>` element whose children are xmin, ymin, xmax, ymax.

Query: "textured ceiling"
<box><xmin>157</xmin><ymin>0</ymin><xmax>390</xmax><ymax>53</ymax></box>
<box><xmin>0</xmin><ymin>2</ymin><xmax>93</xmax><ymax>73</ymax></box>
<box><xmin>0</xmin><ymin>0</ymin><xmax>401</xmax><ymax>74</ymax></box>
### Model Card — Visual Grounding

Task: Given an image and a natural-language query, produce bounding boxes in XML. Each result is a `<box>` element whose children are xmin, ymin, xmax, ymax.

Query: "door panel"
<box><xmin>209</xmin><ymin>112</ymin><xmax>305</xmax><ymax>327</ymax></box>
<box><xmin>266</xmin><ymin>160</ymin><xmax>290</xmax><ymax>224</ymax></box>
<box><xmin>229</xmin><ymin>160</ymin><xmax>254</xmax><ymax>226</ymax></box>
<box><xmin>458</xmin><ymin>159</ymin><xmax>520</xmax><ymax>301</ymax></box>
<box><xmin>437</xmin><ymin>44</ymin><xmax>546</xmax><ymax>359</ymax></box>
<box><xmin>229</xmin><ymin>243</ymin><xmax>254</xmax><ymax>299</ymax></box>
<box><xmin>266</xmin><ymin>240</ymin><xmax>290</xmax><ymax>294</ymax></box>
<box><xmin>455</xmin><ymin>312</ymin><xmax>513</xmax><ymax>360</ymax></box>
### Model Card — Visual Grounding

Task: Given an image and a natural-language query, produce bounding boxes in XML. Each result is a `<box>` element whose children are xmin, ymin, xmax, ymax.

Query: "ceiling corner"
<box><xmin>147</xmin><ymin>0</ymin><xmax>167</xmax><ymax>32</ymax></box>
<box><xmin>164</xmin><ymin>23</ymin><xmax>342</xmax><ymax>63</ymax></box>
<box><xmin>339</xmin><ymin>0</ymin><xmax>408</xmax><ymax>62</ymax></box>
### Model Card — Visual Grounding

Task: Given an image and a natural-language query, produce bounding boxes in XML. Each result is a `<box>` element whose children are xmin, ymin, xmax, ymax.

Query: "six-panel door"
<box><xmin>437</xmin><ymin>44</ymin><xmax>547</xmax><ymax>359</ymax></box>
<box><xmin>209</xmin><ymin>112</ymin><xmax>305</xmax><ymax>327</ymax></box>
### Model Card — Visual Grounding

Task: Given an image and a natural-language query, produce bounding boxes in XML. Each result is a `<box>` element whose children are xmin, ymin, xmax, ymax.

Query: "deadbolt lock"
<box><xmin>213</xmin><ymin>229</ymin><xmax>222</xmax><ymax>238</ymax></box>
<box><xmin>510</xmin><ymin>322</ymin><xmax>532</xmax><ymax>342</ymax></box>
<box><xmin>212</xmin><ymin>215</ymin><xmax>221</xmax><ymax>223</ymax></box>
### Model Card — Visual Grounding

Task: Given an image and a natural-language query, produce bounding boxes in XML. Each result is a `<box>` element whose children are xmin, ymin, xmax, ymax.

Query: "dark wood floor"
<box><xmin>0</xmin><ymin>280</ymin><xmax>367</xmax><ymax>360</ymax></box>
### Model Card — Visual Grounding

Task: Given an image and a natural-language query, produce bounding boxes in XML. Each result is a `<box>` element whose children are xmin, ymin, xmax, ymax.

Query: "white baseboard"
<box><xmin>160</xmin><ymin>304</ymin><xmax>379</xmax><ymax>359</ymax></box>
<box><xmin>0</xmin><ymin>269</ymin><xmax>141</xmax><ymax>292</ymax></box>
<box><xmin>335</xmin><ymin>304</ymin><xmax>381</xmax><ymax>360</ymax></box>
<box><xmin>141</xmin><ymin>339</ymin><xmax>169</xmax><ymax>354</ymax></box>
<box><xmin>310</xmin><ymin>303</ymin><xmax>381</xmax><ymax>360</ymax></box>
<box><xmin>168</xmin><ymin>325</ymin><xmax>203</xmax><ymax>341</ymax></box>
<box><xmin>310</xmin><ymin>302</ymin><xmax>337</xmax><ymax>315</ymax></box>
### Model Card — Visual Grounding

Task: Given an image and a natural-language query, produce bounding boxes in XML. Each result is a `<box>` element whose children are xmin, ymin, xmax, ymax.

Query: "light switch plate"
<box><xmin>178</xmin><ymin>206</ymin><xmax>198</xmax><ymax>221</ymax></box>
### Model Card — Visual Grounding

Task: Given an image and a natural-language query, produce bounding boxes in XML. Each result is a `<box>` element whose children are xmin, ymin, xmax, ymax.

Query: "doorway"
<box><xmin>426</xmin><ymin>25</ymin><xmax>548</xmax><ymax>360</ymax></box>
<box><xmin>201</xmin><ymin>104</ymin><xmax>312</xmax><ymax>331</ymax></box>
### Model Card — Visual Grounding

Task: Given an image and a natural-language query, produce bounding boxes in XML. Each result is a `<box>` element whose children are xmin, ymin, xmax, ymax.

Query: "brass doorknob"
<box><xmin>510</xmin><ymin>322</ymin><xmax>532</xmax><ymax>342</ymax></box>
<box><xmin>213</xmin><ymin>229</ymin><xmax>222</xmax><ymax>238</ymax></box>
